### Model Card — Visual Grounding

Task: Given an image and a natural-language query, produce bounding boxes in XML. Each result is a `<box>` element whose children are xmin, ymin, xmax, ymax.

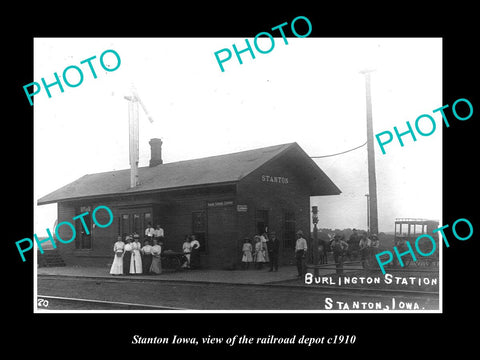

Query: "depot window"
<box><xmin>192</xmin><ymin>211</ymin><xmax>207</xmax><ymax>253</ymax></box>
<box><xmin>283</xmin><ymin>211</ymin><xmax>296</xmax><ymax>249</ymax></box>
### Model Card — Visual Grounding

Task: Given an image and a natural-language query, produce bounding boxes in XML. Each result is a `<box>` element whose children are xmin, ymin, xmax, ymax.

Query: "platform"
<box><xmin>36</xmin><ymin>264</ymin><xmax>352</xmax><ymax>287</ymax></box>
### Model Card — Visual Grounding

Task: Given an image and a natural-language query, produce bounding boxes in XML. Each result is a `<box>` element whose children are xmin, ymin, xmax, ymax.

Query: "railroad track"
<box><xmin>36</xmin><ymin>294</ymin><xmax>189</xmax><ymax>310</ymax></box>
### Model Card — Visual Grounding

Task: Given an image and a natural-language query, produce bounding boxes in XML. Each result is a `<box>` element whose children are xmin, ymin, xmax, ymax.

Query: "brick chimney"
<box><xmin>149</xmin><ymin>138</ymin><xmax>163</xmax><ymax>167</ymax></box>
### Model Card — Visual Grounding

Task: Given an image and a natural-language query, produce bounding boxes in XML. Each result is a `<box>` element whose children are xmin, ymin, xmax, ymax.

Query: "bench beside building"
<box><xmin>37</xmin><ymin>141</ymin><xmax>341</xmax><ymax>269</ymax></box>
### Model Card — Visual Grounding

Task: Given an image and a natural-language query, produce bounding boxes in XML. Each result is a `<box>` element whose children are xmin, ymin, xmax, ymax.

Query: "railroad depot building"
<box><xmin>37</xmin><ymin>141</ymin><xmax>341</xmax><ymax>269</ymax></box>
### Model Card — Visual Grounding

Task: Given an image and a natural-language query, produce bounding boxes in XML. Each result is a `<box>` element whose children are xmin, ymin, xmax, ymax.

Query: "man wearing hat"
<box><xmin>331</xmin><ymin>233</ymin><xmax>348</xmax><ymax>274</ymax></box>
<box><xmin>268</xmin><ymin>231</ymin><xmax>280</xmax><ymax>272</ymax></box>
<box><xmin>370</xmin><ymin>234</ymin><xmax>380</xmax><ymax>248</ymax></box>
<box><xmin>295</xmin><ymin>230</ymin><xmax>308</xmax><ymax>277</ymax></box>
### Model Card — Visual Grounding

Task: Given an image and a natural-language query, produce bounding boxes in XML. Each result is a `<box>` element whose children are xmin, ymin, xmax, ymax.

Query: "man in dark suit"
<box><xmin>268</xmin><ymin>231</ymin><xmax>280</xmax><ymax>272</ymax></box>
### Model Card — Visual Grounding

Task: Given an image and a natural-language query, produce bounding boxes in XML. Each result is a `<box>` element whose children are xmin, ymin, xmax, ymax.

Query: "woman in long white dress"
<box><xmin>260</xmin><ymin>232</ymin><xmax>270</xmax><ymax>263</ymax></box>
<box><xmin>109</xmin><ymin>236</ymin><xmax>125</xmax><ymax>275</ymax></box>
<box><xmin>130</xmin><ymin>235</ymin><xmax>143</xmax><ymax>274</ymax></box>
<box><xmin>254</xmin><ymin>236</ymin><xmax>266</xmax><ymax>269</ymax></box>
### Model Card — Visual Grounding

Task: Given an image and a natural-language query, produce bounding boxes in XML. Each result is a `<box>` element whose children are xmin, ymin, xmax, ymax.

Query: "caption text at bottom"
<box><xmin>131</xmin><ymin>334</ymin><xmax>356</xmax><ymax>346</ymax></box>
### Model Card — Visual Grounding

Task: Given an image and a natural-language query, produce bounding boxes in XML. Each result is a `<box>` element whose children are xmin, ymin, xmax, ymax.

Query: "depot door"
<box><xmin>119</xmin><ymin>207</ymin><xmax>152</xmax><ymax>238</ymax></box>
<box><xmin>207</xmin><ymin>205</ymin><xmax>236</xmax><ymax>269</ymax></box>
<box><xmin>255</xmin><ymin>209</ymin><xmax>269</xmax><ymax>235</ymax></box>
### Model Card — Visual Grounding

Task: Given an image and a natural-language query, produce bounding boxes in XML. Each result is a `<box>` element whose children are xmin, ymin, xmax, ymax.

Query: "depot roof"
<box><xmin>37</xmin><ymin>142</ymin><xmax>341</xmax><ymax>205</ymax></box>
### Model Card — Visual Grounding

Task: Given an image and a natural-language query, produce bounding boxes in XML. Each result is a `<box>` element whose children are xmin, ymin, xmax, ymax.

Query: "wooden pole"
<box><xmin>365</xmin><ymin>193</ymin><xmax>370</xmax><ymax>234</ymax></box>
<box><xmin>361</xmin><ymin>70</ymin><xmax>379</xmax><ymax>236</ymax></box>
<box><xmin>127</xmin><ymin>97</ymin><xmax>139</xmax><ymax>188</ymax></box>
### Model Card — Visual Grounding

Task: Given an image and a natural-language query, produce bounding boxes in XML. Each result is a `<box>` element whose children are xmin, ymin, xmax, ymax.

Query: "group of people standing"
<box><xmin>239</xmin><ymin>228</ymin><xmax>381</xmax><ymax>277</ymax></box>
<box><xmin>345</xmin><ymin>229</ymin><xmax>380</xmax><ymax>263</ymax></box>
<box><xmin>241</xmin><ymin>230</ymin><xmax>305</xmax><ymax>275</ymax></box>
<box><xmin>241</xmin><ymin>230</ymin><xmax>280</xmax><ymax>271</ymax></box>
<box><xmin>182</xmin><ymin>234</ymin><xmax>201</xmax><ymax>269</ymax></box>
<box><xmin>325</xmin><ymin>229</ymin><xmax>380</xmax><ymax>273</ymax></box>
<box><xmin>109</xmin><ymin>223</ymin><xmax>380</xmax><ymax>277</ymax></box>
<box><xmin>109</xmin><ymin>223</ymin><xmax>165</xmax><ymax>275</ymax></box>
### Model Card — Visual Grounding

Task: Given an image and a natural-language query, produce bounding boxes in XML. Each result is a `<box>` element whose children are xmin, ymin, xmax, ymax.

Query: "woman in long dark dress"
<box><xmin>150</xmin><ymin>238</ymin><xmax>162</xmax><ymax>274</ymax></box>
<box><xmin>190</xmin><ymin>235</ymin><xmax>201</xmax><ymax>269</ymax></box>
<box><xmin>141</xmin><ymin>238</ymin><xmax>153</xmax><ymax>274</ymax></box>
<box><xmin>122</xmin><ymin>236</ymin><xmax>133</xmax><ymax>275</ymax></box>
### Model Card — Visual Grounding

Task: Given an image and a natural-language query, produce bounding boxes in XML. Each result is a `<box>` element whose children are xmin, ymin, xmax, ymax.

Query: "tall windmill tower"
<box><xmin>124</xmin><ymin>84</ymin><xmax>154</xmax><ymax>188</ymax></box>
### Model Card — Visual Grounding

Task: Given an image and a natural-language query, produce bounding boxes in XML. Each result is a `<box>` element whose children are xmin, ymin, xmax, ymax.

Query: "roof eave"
<box><xmin>37</xmin><ymin>180</ymin><xmax>239</xmax><ymax>206</ymax></box>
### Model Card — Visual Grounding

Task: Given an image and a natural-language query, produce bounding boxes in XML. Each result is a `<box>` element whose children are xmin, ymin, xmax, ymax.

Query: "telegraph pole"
<box><xmin>360</xmin><ymin>70</ymin><xmax>379</xmax><ymax>236</ymax></box>
<box><xmin>365</xmin><ymin>193</ymin><xmax>370</xmax><ymax>234</ymax></box>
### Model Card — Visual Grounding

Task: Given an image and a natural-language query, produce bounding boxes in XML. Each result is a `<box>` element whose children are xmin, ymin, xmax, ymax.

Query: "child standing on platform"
<box><xmin>241</xmin><ymin>238</ymin><xmax>253</xmax><ymax>269</ymax></box>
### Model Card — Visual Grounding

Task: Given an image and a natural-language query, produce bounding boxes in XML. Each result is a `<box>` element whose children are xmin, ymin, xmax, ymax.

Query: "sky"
<box><xmin>33</xmin><ymin>37</ymin><xmax>442</xmax><ymax>235</ymax></box>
